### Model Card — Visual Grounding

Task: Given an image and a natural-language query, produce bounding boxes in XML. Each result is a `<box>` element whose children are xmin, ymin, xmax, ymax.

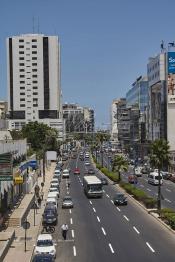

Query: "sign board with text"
<box><xmin>0</xmin><ymin>153</ymin><xmax>13</xmax><ymax>181</ymax></box>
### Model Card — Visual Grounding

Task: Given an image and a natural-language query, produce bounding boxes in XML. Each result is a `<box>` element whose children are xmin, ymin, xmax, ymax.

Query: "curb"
<box><xmin>0</xmin><ymin>230</ymin><xmax>15</xmax><ymax>262</ymax></box>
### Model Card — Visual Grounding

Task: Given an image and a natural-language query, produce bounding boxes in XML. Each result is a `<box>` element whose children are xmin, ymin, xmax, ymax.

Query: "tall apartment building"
<box><xmin>7</xmin><ymin>34</ymin><xmax>64</xmax><ymax>139</ymax></box>
<box><xmin>111</xmin><ymin>99</ymin><xmax>119</xmax><ymax>141</ymax></box>
<box><xmin>63</xmin><ymin>103</ymin><xmax>94</xmax><ymax>133</ymax></box>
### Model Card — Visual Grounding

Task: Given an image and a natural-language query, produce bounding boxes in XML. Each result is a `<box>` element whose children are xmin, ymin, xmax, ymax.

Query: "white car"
<box><xmin>46</xmin><ymin>198</ymin><xmax>58</xmax><ymax>209</ymax></box>
<box><xmin>47</xmin><ymin>191</ymin><xmax>59</xmax><ymax>200</ymax></box>
<box><xmin>34</xmin><ymin>234</ymin><xmax>56</xmax><ymax>258</ymax></box>
<box><xmin>49</xmin><ymin>187</ymin><xmax>59</xmax><ymax>195</ymax></box>
<box><xmin>50</xmin><ymin>182</ymin><xmax>60</xmax><ymax>191</ymax></box>
<box><xmin>85</xmin><ymin>161</ymin><xmax>90</xmax><ymax>166</ymax></box>
<box><xmin>51</xmin><ymin>178</ymin><xmax>59</xmax><ymax>184</ymax></box>
<box><xmin>62</xmin><ymin>169</ymin><xmax>70</xmax><ymax>178</ymax></box>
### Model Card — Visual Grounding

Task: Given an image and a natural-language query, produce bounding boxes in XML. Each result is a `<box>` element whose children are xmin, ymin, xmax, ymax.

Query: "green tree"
<box><xmin>150</xmin><ymin>139</ymin><xmax>170</xmax><ymax>214</ymax></box>
<box><xmin>112</xmin><ymin>154</ymin><xmax>128</xmax><ymax>182</ymax></box>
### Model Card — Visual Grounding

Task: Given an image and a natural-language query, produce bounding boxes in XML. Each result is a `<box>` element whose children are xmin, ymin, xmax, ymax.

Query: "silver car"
<box><xmin>62</xmin><ymin>196</ymin><xmax>73</xmax><ymax>208</ymax></box>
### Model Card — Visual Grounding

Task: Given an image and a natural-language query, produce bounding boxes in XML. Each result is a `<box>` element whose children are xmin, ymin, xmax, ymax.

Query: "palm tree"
<box><xmin>150</xmin><ymin>139</ymin><xmax>170</xmax><ymax>215</ymax></box>
<box><xmin>112</xmin><ymin>154</ymin><xmax>128</xmax><ymax>182</ymax></box>
<box><xmin>96</xmin><ymin>132</ymin><xmax>109</xmax><ymax>167</ymax></box>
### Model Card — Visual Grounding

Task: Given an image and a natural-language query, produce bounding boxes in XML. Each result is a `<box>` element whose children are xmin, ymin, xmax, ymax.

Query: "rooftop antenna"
<box><xmin>32</xmin><ymin>16</ymin><xmax>35</xmax><ymax>33</ymax></box>
<box><xmin>160</xmin><ymin>40</ymin><xmax>165</xmax><ymax>53</ymax></box>
<box><xmin>37</xmin><ymin>17</ymin><xmax>40</xmax><ymax>33</ymax></box>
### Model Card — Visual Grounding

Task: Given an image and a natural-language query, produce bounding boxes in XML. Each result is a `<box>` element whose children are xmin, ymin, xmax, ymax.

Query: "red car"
<box><xmin>74</xmin><ymin>168</ymin><xmax>80</xmax><ymax>175</ymax></box>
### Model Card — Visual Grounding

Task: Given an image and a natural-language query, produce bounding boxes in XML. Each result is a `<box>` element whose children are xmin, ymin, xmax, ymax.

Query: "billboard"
<box><xmin>0</xmin><ymin>153</ymin><xmax>13</xmax><ymax>181</ymax></box>
<box><xmin>168</xmin><ymin>52</ymin><xmax>175</xmax><ymax>74</ymax></box>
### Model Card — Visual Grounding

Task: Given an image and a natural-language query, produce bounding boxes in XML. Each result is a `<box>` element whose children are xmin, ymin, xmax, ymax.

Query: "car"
<box><xmin>79</xmin><ymin>156</ymin><xmax>84</xmax><ymax>161</ymax></box>
<box><xmin>135</xmin><ymin>167</ymin><xmax>142</xmax><ymax>177</ymax></box>
<box><xmin>62</xmin><ymin>196</ymin><xmax>74</xmax><ymax>208</ymax></box>
<box><xmin>47</xmin><ymin>192</ymin><xmax>59</xmax><ymax>200</ymax></box>
<box><xmin>113</xmin><ymin>193</ymin><xmax>127</xmax><ymax>205</ymax></box>
<box><xmin>128</xmin><ymin>174</ymin><xmax>138</xmax><ymax>184</ymax></box>
<box><xmin>42</xmin><ymin>209</ymin><xmax>57</xmax><ymax>226</ymax></box>
<box><xmin>46</xmin><ymin>198</ymin><xmax>58</xmax><ymax>209</ymax></box>
<box><xmin>44</xmin><ymin>204</ymin><xmax>57</xmax><ymax>215</ymax></box>
<box><xmin>49</xmin><ymin>187</ymin><xmax>59</xmax><ymax>194</ymax></box>
<box><xmin>169</xmin><ymin>174</ymin><xmax>175</xmax><ymax>183</ymax></box>
<box><xmin>32</xmin><ymin>253</ymin><xmax>55</xmax><ymax>262</ymax></box>
<box><xmin>50</xmin><ymin>183</ymin><xmax>60</xmax><ymax>191</ymax></box>
<box><xmin>100</xmin><ymin>177</ymin><xmax>108</xmax><ymax>185</ymax></box>
<box><xmin>88</xmin><ymin>168</ymin><xmax>95</xmax><ymax>174</ymax></box>
<box><xmin>51</xmin><ymin>178</ymin><xmax>59</xmax><ymax>184</ymax></box>
<box><xmin>74</xmin><ymin>168</ymin><xmax>80</xmax><ymax>175</ymax></box>
<box><xmin>62</xmin><ymin>169</ymin><xmax>70</xmax><ymax>178</ymax></box>
<box><xmin>161</xmin><ymin>171</ymin><xmax>172</xmax><ymax>180</ymax></box>
<box><xmin>34</xmin><ymin>234</ymin><xmax>56</xmax><ymax>258</ymax></box>
<box><xmin>85</xmin><ymin>161</ymin><xmax>90</xmax><ymax>166</ymax></box>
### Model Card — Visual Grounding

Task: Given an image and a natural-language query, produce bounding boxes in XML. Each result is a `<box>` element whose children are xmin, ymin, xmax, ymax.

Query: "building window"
<box><xmin>33</xmin><ymin>104</ymin><xmax>38</xmax><ymax>107</ymax></box>
<box><xmin>20</xmin><ymin>75</ymin><xmax>25</xmax><ymax>78</ymax></box>
<box><xmin>20</xmin><ymin>104</ymin><xmax>25</xmax><ymax>107</ymax></box>
<box><xmin>32</xmin><ymin>63</ymin><xmax>37</xmax><ymax>66</ymax></box>
<box><xmin>20</xmin><ymin>81</ymin><xmax>25</xmax><ymax>84</ymax></box>
<box><xmin>20</xmin><ymin>86</ymin><xmax>25</xmax><ymax>90</ymax></box>
<box><xmin>33</xmin><ymin>86</ymin><xmax>38</xmax><ymax>89</ymax></box>
<box><xmin>19</xmin><ymin>63</ymin><xmax>24</xmax><ymax>66</ymax></box>
<box><xmin>32</xmin><ymin>69</ymin><xmax>37</xmax><ymax>72</ymax></box>
<box><xmin>33</xmin><ymin>81</ymin><xmax>38</xmax><ymax>83</ymax></box>
<box><xmin>32</xmin><ymin>39</ymin><xmax>37</xmax><ymax>42</ymax></box>
<box><xmin>20</xmin><ymin>98</ymin><xmax>25</xmax><ymax>101</ymax></box>
<box><xmin>19</xmin><ymin>39</ymin><xmax>24</xmax><ymax>42</ymax></box>
<box><xmin>27</xmin><ymin>95</ymin><xmax>31</xmax><ymax>97</ymax></box>
<box><xmin>32</xmin><ymin>45</ymin><xmax>37</xmax><ymax>48</ymax></box>
<box><xmin>26</xmin><ymin>48</ymin><xmax>30</xmax><ymax>50</ymax></box>
<box><xmin>33</xmin><ymin>92</ymin><xmax>38</xmax><ymax>95</ymax></box>
<box><xmin>32</xmin><ymin>51</ymin><xmax>37</xmax><ymax>54</ymax></box>
<box><xmin>19</xmin><ymin>57</ymin><xmax>24</xmax><ymax>60</ymax></box>
<box><xmin>32</xmin><ymin>75</ymin><xmax>37</xmax><ymax>78</ymax></box>
<box><xmin>20</xmin><ymin>92</ymin><xmax>25</xmax><ymax>95</ymax></box>
<box><xmin>19</xmin><ymin>51</ymin><xmax>24</xmax><ymax>54</ymax></box>
<box><xmin>19</xmin><ymin>69</ymin><xmax>25</xmax><ymax>72</ymax></box>
<box><xmin>19</xmin><ymin>45</ymin><xmax>24</xmax><ymax>48</ymax></box>
<box><xmin>33</xmin><ymin>98</ymin><xmax>38</xmax><ymax>102</ymax></box>
<box><xmin>32</xmin><ymin>57</ymin><xmax>37</xmax><ymax>60</ymax></box>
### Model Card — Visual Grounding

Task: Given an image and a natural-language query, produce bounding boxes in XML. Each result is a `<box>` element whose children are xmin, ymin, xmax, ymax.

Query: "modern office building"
<box><xmin>126</xmin><ymin>76</ymin><xmax>148</xmax><ymax>113</ymax></box>
<box><xmin>7</xmin><ymin>34</ymin><xmax>64</xmax><ymax>139</ymax></box>
<box><xmin>63</xmin><ymin>103</ymin><xmax>94</xmax><ymax>133</ymax></box>
<box><xmin>111</xmin><ymin>99</ymin><xmax>119</xmax><ymax>141</ymax></box>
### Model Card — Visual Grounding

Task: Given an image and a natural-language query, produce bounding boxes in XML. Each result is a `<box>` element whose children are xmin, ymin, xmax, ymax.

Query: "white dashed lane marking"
<box><xmin>106</xmin><ymin>194</ymin><xmax>110</xmax><ymax>198</ymax></box>
<box><xmin>166</xmin><ymin>188</ymin><xmax>171</xmax><ymax>192</ymax></box>
<box><xmin>123</xmin><ymin>215</ymin><xmax>129</xmax><ymax>221</ymax></box>
<box><xmin>71</xmin><ymin>230</ymin><xmax>75</xmax><ymax>238</ymax></box>
<box><xmin>70</xmin><ymin>218</ymin><xmax>73</xmax><ymax>224</ymax></box>
<box><xmin>116</xmin><ymin>207</ymin><xmax>121</xmax><ymax>212</ymax></box>
<box><xmin>133</xmin><ymin>226</ymin><xmax>140</xmax><ymax>234</ymax></box>
<box><xmin>69</xmin><ymin>209</ymin><xmax>72</xmax><ymax>214</ymax></box>
<box><xmin>146</xmin><ymin>242</ymin><xmax>155</xmax><ymax>253</ymax></box>
<box><xmin>165</xmin><ymin>198</ymin><xmax>171</xmax><ymax>203</ymax></box>
<box><xmin>101</xmin><ymin>227</ymin><xmax>106</xmax><ymax>236</ymax></box>
<box><xmin>97</xmin><ymin>216</ymin><xmax>100</xmax><ymax>222</ymax></box>
<box><xmin>73</xmin><ymin>246</ymin><xmax>77</xmax><ymax>256</ymax></box>
<box><xmin>89</xmin><ymin>201</ymin><xmax>92</xmax><ymax>205</ymax></box>
<box><xmin>93</xmin><ymin>207</ymin><xmax>96</xmax><ymax>213</ymax></box>
<box><xmin>111</xmin><ymin>200</ymin><xmax>114</xmax><ymax>204</ymax></box>
<box><xmin>109</xmin><ymin>243</ymin><xmax>115</xmax><ymax>254</ymax></box>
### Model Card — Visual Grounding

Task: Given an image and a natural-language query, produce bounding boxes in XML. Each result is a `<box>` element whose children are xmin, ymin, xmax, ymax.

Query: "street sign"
<box><xmin>22</xmin><ymin>221</ymin><xmax>30</xmax><ymax>230</ymax></box>
<box><xmin>0</xmin><ymin>153</ymin><xmax>12</xmax><ymax>177</ymax></box>
<box><xmin>0</xmin><ymin>176</ymin><xmax>13</xmax><ymax>181</ymax></box>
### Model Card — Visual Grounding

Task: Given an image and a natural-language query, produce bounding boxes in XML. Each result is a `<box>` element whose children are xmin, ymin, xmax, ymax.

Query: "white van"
<box><xmin>148</xmin><ymin>171</ymin><xmax>163</xmax><ymax>185</ymax></box>
<box><xmin>46</xmin><ymin>198</ymin><xmax>58</xmax><ymax>209</ymax></box>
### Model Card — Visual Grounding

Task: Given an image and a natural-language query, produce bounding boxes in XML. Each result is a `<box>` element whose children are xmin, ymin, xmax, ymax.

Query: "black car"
<box><xmin>32</xmin><ymin>254</ymin><xmax>55</xmax><ymax>262</ymax></box>
<box><xmin>44</xmin><ymin>204</ymin><xmax>57</xmax><ymax>215</ymax></box>
<box><xmin>113</xmin><ymin>193</ymin><xmax>127</xmax><ymax>205</ymax></box>
<box><xmin>88</xmin><ymin>168</ymin><xmax>95</xmax><ymax>174</ymax></box>
<box><xmin>100</xmin><ymin>178</ymin><xmax>108</xmax><ymax>185</ymax></box>
<box><xmin>42</xmin><ymin>209</ymin><xmax>57</xmax><ymax>226</ymax></box>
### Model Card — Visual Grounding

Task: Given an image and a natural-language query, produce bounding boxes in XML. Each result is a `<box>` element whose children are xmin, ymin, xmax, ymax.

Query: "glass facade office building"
<box><xmin>126</xmin><ymin>76</ymin><xmax>148</xmax><ymax>112</ymax></box>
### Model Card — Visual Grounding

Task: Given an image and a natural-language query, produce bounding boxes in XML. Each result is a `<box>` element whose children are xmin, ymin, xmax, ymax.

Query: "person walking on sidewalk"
<box><xmin>61</xmin><ymin>223</ymin><xmax>68</xmax><ymax>240</ymax></box>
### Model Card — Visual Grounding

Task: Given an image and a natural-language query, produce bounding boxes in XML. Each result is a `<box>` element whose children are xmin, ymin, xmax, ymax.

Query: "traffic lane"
<box><xmin>69</xmin><ymin>164</ymin><xmax>118</xmax><ymax>261</ymax></box>
<box><xmin>91</xmin><ymin>194</ymin><xmax>158</xmax><ymax>262</ymax></box>
<box><xmin>97</xmin><ymin>182</ymin><xmax>175</xmax><ymax>261</ymax></box>
<box><xmin>121</xmin><ymin>173</ymin><xmax>175</xmax><ymax>209</ymax></box>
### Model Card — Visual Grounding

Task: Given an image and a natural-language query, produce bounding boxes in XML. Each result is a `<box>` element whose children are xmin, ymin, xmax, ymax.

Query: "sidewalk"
<box><xmin>3</xmin><ymin>163</ymin><xmax>55</xmax><ymax>262</ymax></box>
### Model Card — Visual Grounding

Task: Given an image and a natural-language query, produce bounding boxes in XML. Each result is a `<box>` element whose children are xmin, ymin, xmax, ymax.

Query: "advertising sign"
<box><xmin>14</xmin><ymin>176</ymin><xmax>23</xmax><ymax>184</ymax></box>
<box><xmin>0</xmin><ymin>153</ymin><xmax>13</xmax><ymax>181</ymax></box>
<box><xmin>168</xmin><ymin>52</ymin><xmax>175</xmax><ymax>74</ymax></box>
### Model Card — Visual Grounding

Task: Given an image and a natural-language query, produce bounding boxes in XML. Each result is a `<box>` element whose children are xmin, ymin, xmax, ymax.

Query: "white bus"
<box><xmin>83</xmin><ymin>176</ymin><xmax>103</xmax><ymax>198</ymax></box>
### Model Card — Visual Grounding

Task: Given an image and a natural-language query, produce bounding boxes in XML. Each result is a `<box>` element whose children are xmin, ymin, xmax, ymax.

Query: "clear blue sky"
<box><xmin>0</xmin><ymin>0</ymin><xmax>175</xmax><ymax>128</ymax></box>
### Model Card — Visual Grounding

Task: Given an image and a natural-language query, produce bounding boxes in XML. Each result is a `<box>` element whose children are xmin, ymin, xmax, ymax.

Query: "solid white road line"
<box><xmin>111</xmin><ymin>200</ymin><xmax>114</xmax><ymax>204</ymax></box>
<box><xmin>71</xmin><ymin>230</ymin><xmax>75</xmax><ymax>238</ymax></box>
<box><xmin>89</xmin><ymin>201</ymin><xmax>92</xmax><ymax>205</ymax></box>
<box><xmin>165</xmin><ymin>198</ymin><xmax>172</xmax><ymax>203</ymax></box>
<box><xmin>81</xmin><ymin>183</ymin><xmax>83</xmax><ymax>186</ymax></box>
<box><xmin>69</xmin><ymin>209</ymin><xmax>72</xmax><ymax>214</ymax></box>
<box><xmin>106</xmin><ymin>194</ymin><xmax>110</xmax><ymax>198</ymax></box>
<box><xmin>70</xmin><ymin>218</ymin><xmax>73</xmax><ymax>224</ymax></box>
<box><xmin>166</xmin><ymin>188</ymin><xmax>171</xmax><ymax>192</ymax></box>
<box><xmin>109</xmin><ymin>243</ymin><xmax>115</xmax><ymax>254</ymax></box>
<box><xmin>73</xmin><ymin>246</ymin><xmax>77</xmax><ymax>256</ymax></box>
<box><xmin>146</xmin><ymin>242</ymin><xmax>155</xmax><ymax>253</ymax></box>
<box><xmin>97</xmin><ymin>216</ymin><xmax>100</xmax><ymax>222</ymax></box>
<box><xmin>101</xmin><ymin>227</ymin><xmax>106</xmax><ymax>235</ymax></box>
<box><xmin>123</xmin><ymin>215</ymin><xmax>129</xmax><ymax>221</ymax></box>
<box><xmin>93</xmin><ymin>207</ymin><xmax>96</xmax><ymax>213</ymax></box>
<box><xmin>116</xmin><ymin>207</ymin><xmax>121</xmax><ymax>212</ymax></box>
<box><xmin>133</xmin><ymin>226</ymin><xmax>140</xmax><ymax>234</ymax></box>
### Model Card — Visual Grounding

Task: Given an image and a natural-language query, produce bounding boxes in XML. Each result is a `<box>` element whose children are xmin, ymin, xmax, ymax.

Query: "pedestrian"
<box><xmin>38</xmin><ymin>197</ymin><xmax>41</xmax><ymax>208</ymax></box>
<box><xmin>61</xmin><ymin>223</ymin><xmax>68</xmax><ymax>240</ymax></box>
<box><xmin>40</xmin><ymin>191</ymin><xmax>44</xmax><ymax>201</ymax></box>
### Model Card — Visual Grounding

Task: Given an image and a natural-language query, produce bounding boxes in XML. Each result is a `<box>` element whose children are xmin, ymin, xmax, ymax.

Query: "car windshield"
<box><xmin>37</xmin><ymin>240</ymin><xmax>53</xmax><ymax>247</ymax></box>
<box><xmin>116</xmin><ymin>194</ymin><xmax>124</xmax><ymax>199</ymax></box>
<box><xmin>33</xmin><ymin>256</ymin><xmax>53</xmax><ymax>262</ymax></box>
<box><xmin>64</xmin><ymin>197</ymin><xmax>72</xmax><ymax>201</ymax></box>
<box><xmin>63</xmin><ymin>170</ymin><xmax>69</xmax><ymax>174</ymax></box>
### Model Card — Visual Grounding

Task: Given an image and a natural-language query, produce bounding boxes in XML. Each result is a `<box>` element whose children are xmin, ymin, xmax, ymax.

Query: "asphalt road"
<box><xmin>51</xmin><ymin>152</ymin><xmax>175</xmax><ymax>261</ymax></box>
